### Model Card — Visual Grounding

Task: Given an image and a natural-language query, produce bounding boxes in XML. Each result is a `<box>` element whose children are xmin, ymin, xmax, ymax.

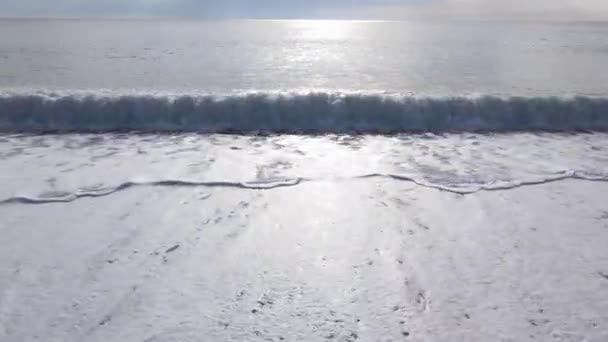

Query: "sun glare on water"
<box><xmin>291</xmin><ymin>20</ymin><xmax>357</xmax><ymax>40</ymax></box>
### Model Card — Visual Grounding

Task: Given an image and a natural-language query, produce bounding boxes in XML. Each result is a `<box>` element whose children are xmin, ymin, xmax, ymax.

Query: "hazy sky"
<box><xmin>1</xmin><ymin>0</ymin><xmax>607</xmax><ymax>20</ymax></box>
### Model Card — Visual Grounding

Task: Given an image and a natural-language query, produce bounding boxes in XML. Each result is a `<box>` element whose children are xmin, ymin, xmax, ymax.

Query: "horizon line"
<box><xmin>0</xmin><ymin>15</ymin><xmax>607</xmax><ymax>24</ymax></box>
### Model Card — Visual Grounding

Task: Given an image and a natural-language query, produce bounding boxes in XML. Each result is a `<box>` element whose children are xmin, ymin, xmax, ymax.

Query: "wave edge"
<box><xmin>2</xmin><ymin>171</ymin><xmax>607</xmax><ymax>205</ymax></box>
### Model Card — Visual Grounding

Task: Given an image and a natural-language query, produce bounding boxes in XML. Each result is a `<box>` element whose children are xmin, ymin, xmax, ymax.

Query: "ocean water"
<box><xmin>1</xmin><ymin>18</ymin><xmax>608</xmax><ymax>198</ymax></box>
<box><xmin>1</xmin><ymin>18</ymin><xmax>608</xmax><ymax>132</ymax></box>
<box><xmin>2</xmin><ymin>19</ymin><xmax>608</xmax><ymax>342</ymax></box>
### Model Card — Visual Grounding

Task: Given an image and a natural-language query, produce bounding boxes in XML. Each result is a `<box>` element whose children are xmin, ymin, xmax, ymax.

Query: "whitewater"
<box><xmin>1</xmin><ymin>19</ymin><xmax>607</xmax><ymax>342</ymax></box>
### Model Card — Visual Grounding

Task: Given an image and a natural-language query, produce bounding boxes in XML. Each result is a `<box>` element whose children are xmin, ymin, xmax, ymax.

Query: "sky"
<box><xmin>0</xmin><ymin>0</ymin><xmax>607</xmax><ymax>20</ymax></box>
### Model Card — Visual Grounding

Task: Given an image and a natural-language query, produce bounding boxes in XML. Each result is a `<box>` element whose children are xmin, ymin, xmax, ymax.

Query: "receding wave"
<box><xmin>1</xmin><ymin>91</ymin><xmax>607</xmax><ymax>133</ymax></box>
<box><xmin>2</xmin><ymin>171</ymin><xmax>607</xmax><ymax>205</ymax></box>
<box><xmin>0</xmin><ymin>178</ymin><xmax>304</xmax><ymax>205</ymax></box>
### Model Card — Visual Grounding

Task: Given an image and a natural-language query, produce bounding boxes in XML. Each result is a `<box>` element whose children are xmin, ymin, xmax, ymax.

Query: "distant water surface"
<box><xmin>1</xmin><ymin>19</ymin><xmax>607</xmax><ymax>96</ymax></box>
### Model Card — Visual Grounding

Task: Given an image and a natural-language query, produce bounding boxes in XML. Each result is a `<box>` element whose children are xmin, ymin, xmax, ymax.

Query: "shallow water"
<box><xmin>1</xmin><ymin>132</ymin><xmax>607</xmax><ymax>201</ymax></box>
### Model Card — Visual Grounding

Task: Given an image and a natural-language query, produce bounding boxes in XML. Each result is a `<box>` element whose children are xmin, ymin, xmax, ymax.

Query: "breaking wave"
<box><xmin>1</xmin><ymin>91</ymin><xmax>607</xmax><ymax>133</ymax></box>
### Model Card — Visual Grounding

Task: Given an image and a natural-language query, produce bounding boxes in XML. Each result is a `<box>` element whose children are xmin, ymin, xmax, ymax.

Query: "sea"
<box><xmin>0</xmin><ymin>18</ymin><xmax>607</xmax><ymax>132</ymax></box>
<box><xmin>1</xmin><ymin>18</ymin><xmax>608</xmax><ymax>196</ymax></box>
<box><xmin>2</xmin><ymin>19</ymin><xmax>608</xmax><ymax>342</ymax></box>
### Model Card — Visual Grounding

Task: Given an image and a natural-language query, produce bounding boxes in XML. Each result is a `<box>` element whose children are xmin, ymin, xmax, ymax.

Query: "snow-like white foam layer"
<box><xmin>2</xmin><ymin>132</ymin><xmax>608</xmax><ymax>201</ymax></box>
<box><xmin>1</xmin><ymin>133</ymin><xmax>608</xmax><ymax>340</ymax></box>
<box><xmin>1</xmin><ymin>91</ymin><xmax>607</xmax><ymax>133</ymax></box>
